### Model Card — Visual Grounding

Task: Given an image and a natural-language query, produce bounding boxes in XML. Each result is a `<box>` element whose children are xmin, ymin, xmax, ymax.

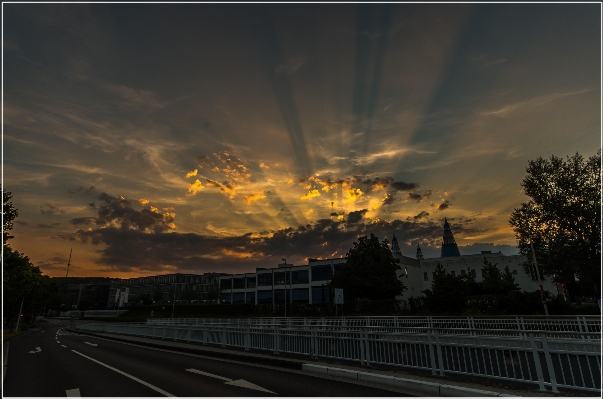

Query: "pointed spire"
<box><xmin>416</xmin><ymin>243</ymin><xmax>424</xmax><ymax>260</ymax></box>
<box><xmin>441</xmin><ymin>218</ymin><xmax>461</xmax><ymax>257</ymax></box>
<box><xmin>391</xmin><ymin>233</ymin><xmax>402</xmax><ymax>257</ymax></box>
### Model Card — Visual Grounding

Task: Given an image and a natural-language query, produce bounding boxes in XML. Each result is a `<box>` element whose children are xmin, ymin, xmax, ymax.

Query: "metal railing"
<box><xmin>77</xmin><ymin>322</ymin><xmax>601</xmax><ymax>393</ymax></box>
<box><xmin>146</xmin><ymin>316</ymin><xmax>601</xmax><ymax>339</ymax></box>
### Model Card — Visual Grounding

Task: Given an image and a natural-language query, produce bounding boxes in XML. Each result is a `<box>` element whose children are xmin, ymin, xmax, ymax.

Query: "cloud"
<box><xmin>390</xmin><ymin>181</ymin><xmax>418</xmax><ymax>191</ymax></box>
<box><xmin>70</xmin><ymin>210</ymin><xmax>491</xmax><ymax>272</ymax></box>
<box><xmin>185</xmin><ymin>169</ymin><xmax>198</xmax><ymax>178</ymax></box>
<box><xmin>407</xmin><ymin>190</ymin><xmax>432</xmax><ymax>202</ymax></box>
<box><xmin>38</xmin><ymin>223</ymin><xmax>61</xmax><ymax>228</ymax></box>
<box><xmin>40</xmin><ymin>203</ymin><xmax>65</xmax><ymax>215</ymax></box>
<box><xmin>103</xmin><ymin>83</ymin><xmax>165</xmax><ymax>108</ymax></box>
<box><xmin>259</xmin><ymin>162</ymin><xmax>270</xmax><ymax>169</ymax></box>
<box><xmin>68</xmin><ymin>185</ymin><xmax>96</xmax><ymax>195</ymax></box>
<box><xmin>274</xmin><ymin>56</ymin><xmax>305</xmax><ymax>75</ymax></box>
<box><xmin>381</xmin><ymin>193</ymin><xmax>396</xmax><ymax>206</ymax></box>
<box><xmin>413</xmin><ymin>211</ymin><xmax>430</xmax><ymax>221</ymax></box>
<box><xmin>91</xmin><ymin>192</ymin><xmax>177</xmax><ymax>233</ymax></box>
<box><xmin>244</xmin><ymin>191</ymin><xmax>267</xmax><ymax>204</ymax></box>
<box><xmin>70</xmin><ymin>217</ymin><xmax>97</xmax><ymax>226</ymax></box>
<box><xmin>347</xmin><ymin>209</ymin><xmax>368</xmax><ymax>224</ymax></box>
<box><xmin>344</xmin><ymin>186</ymin><xmax>363</xmax><ymax>202</ymax></box>
<box><xmin>188</xmin><ymin>179</ymin><xmax>204</xmax><ymax>195</ymax></box>
<box><xmin>438</xmin><ymin>199</ymin><xmax>451</xmax><ymax>210</ymax></box>
<box><xmin>300</xmin><ymin>189</ymin><xmax>321</xmax><ymax>200</ymax></box>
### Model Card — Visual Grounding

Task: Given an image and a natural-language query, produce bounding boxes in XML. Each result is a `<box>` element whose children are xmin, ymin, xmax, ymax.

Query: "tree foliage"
<box><xmin>422</xmin><ymin>264</ymin><xmax>469</xmax><ymax>315</ymax></box>
<box><xmin>2</xmin><ymin>188</ymin><xmax>58</xmax><ymax>330</ymax></box>
<box><xmin>330</xmin><ymin>234</ymin><xmax>405</xmax><ymax>301</ymax></box>
<box><xmin>509</xmin><ymin>150</ymin><xmax>601</xmax><ymax>295</ymax></box>
<box><xmin>152</xmin><ymin>285</ymin><xmax>164</xmax><ymax>302</ymax></box>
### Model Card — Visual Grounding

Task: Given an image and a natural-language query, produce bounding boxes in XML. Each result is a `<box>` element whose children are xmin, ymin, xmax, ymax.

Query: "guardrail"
<box><xmin>146</xmin><ymin>316</ymin><xmax>601</xmax><ymax>338</ymax></box>
<box><xmin>77</xmin><ymin>322</ymin><xmax>601</xmax><ymax>393</ymax></box>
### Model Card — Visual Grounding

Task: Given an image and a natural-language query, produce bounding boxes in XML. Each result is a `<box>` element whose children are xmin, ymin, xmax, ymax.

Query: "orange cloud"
<box><xmin>244</xmin><ymin>191</ymin><xmax>266</xmax><ymax>204</ymax></box>
<box><xmin>188</xmin><ymin>179</ymin><xmax>204</xmax><ymax>195</ymax></box>
<box><xmin>185</xmin><ymin>169</ymin><xmax>198</xmax><ymax>178</ymax></box>
<box><xmin>259</xmin><ymin>162</ymin><xmax>269</xmax><ymax>169</ymax></box>
<box><xmin>138</xmin><ymin>198</ymin><xmax>150</xmax><ymax>206</ymax></box>
<box><xmin>300</xmin><ymin>189</ymin><xmax>321</xmax><ymax>200</ymax></box>
<box><xmin>344</xmin><ymin>186</ymin><xmax>363</xmax><ymax>202</ymax></box>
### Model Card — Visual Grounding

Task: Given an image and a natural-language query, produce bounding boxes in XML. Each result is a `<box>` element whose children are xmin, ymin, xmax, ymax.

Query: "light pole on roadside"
<box><xmin>282</xmin><ymin>259</ymin><xmax>288</xmax><ymax>318</ymax></box>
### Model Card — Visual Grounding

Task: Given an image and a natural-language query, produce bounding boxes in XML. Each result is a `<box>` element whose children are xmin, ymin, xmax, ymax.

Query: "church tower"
<box><xmin>391</xmin><ymin>233</ymin><xmax>402</xmax><ymax>257</ymax></box>
<box><xmin>416</xmin><ymin>243</ymin><xmax>424</xmax><ymax>260</ymax></box>
<box><xmin>441</xmin><ymin>217</ymin><xmax>461</xmax><ymax>257</ymax></box>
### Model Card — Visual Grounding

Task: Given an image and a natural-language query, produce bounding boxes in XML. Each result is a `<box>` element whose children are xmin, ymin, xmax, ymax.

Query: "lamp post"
<box><xmin>282</xmin><ymin>259</ymin><xmax>288</xmax><ymax>318</ymax></box>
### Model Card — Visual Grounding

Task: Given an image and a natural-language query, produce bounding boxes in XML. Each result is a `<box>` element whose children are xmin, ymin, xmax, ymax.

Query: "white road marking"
<box><xmin>186</xmin><ymin>368</ymin><xmax>231</xmax><ymax>381</ymax></box>
<box><xmin>185</xmin><ymin>368</ymin><xmax>275</xmax><ymax>394</ymax></box>
<box><xmin>65</xmin><ymin>388</ymin><xmax>80</xmax><ymax>397</ymax></box>
<box><xmin>83</xmin><ymin>342</ymin><xmax>97</xmax><ymax>347</ymax></box>
<box><xmin>57</xmin><ymin>341</ymin><xmax>60</xmax><ymax>344</ymax></box>
<box><xmin>61</xmin><ymin>345</ymin><xmax>67</xmax><ymax>348</ymax></box>
<box><xmin>36</xmin><ymin>347</ymin><xmax>41</xmax><ymax>352</ymax></box>
<box><xmin>71</xmin><ymin>350</ymin><xmax>174</xmax><ymax>397</ymax></box>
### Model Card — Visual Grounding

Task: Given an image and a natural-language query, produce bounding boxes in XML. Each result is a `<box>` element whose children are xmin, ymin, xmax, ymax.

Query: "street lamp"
<box><xmin>282</xmin><ymin>259</ymin><xmax>288</xmax><ymax>318</ymax></box>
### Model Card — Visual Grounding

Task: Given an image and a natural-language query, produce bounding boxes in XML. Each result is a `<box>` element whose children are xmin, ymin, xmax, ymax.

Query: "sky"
<box><xmin>3</xmin><ymin>3</ymin><xmax>600</xmax><ymax>278</ymax></box>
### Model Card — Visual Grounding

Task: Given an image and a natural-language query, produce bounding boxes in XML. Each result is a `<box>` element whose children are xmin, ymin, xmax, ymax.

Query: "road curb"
<box><xmin>301</xmin><ymin>364</ymin><xmax>513</xmax><ymax>397</ymax></box>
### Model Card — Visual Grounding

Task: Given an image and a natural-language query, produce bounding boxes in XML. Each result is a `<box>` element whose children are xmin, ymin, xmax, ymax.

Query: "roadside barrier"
<box><xmin>77</xmin><ymin>321</ymin><xmax>601</xmax><ymax>394</ymax></box>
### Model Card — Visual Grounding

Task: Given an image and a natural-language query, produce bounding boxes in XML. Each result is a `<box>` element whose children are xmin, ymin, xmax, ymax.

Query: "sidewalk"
<box><xmin>70</xmin><ymin>328</ymin><xmax>590</xmax><ymax>397</ymax></box>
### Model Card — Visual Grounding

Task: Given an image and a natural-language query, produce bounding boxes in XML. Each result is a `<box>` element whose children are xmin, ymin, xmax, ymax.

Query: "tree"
<box><xmin>509</xmin><ymin>150</ymin><xmax>601</xmax><ymax>295</ymax></box>
<box><xmin>481</xmin><ymin>258</ymin><xmax>503</xmax><ymax>295</ymax></box>
<box><xmin>2</xmin><ymin>186</ymin><xmax>18</xmax><ymax>246</ymax></box>
<box><xmin>422</xmin><ymin>264</ymin><xmax>468</xmax><ymax>315</ymax></box>
<box><xmin>181</xmin><ymin>286</ymin><xmax>196</xmax><ymax>303</ymax></box>
<box><xmin>152</xmin><ymin>285</ymin><xmax>164</xmax><ymax>302</ymax></box>
<box><xmin>330</xmin><ymin>234</ymin><xmax>405</xmax><ymax>301</ymax></box>
<box><xmin>500</xmin><ymin>265</ymin><xmax>520</xmax><ymax>296</ymax></box>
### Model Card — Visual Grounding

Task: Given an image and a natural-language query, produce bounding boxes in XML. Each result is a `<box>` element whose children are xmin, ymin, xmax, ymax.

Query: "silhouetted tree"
<box><xmin>509</xmin><ymin>150</ymin><xmax>601</xmax><ymax>295</ymax></box>
<box><xmin>330</xmin><ymin>234</ymin><xmax>405</xmax><ymax>301</ymax></box>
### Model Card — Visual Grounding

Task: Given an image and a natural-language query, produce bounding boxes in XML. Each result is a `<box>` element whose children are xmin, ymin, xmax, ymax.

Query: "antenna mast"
<box><xmin>65</xmin><ymin>248</ymin><xmax>72</xmax><ymax>277</ymax></box>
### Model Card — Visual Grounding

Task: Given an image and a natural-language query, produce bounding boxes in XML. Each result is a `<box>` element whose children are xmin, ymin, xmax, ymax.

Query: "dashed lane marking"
<box><xmin>83</xmin><ymin>342</ymin><xmax>97</xmax><ymax>347</ymax></box>
<box><xmin>61</xmin><ymin>345</ymin><xmax>67</xmax><ymax>348</ymax></box>
<box><xmin>186</xmin><ymin>368</ymin><xmax>276</xmax><ymax>394</ymax></box>
<box><xmin>71</xmin><ymin>350</ymin><xmax>174</xmax><ymax>397</ymax></box>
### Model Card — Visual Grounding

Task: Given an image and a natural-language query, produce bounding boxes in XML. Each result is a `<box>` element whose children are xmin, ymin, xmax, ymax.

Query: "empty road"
<box><xmin>3</xmin><ymin>319</ymin><xmax>412</xmax><ymax>397</ymax></box>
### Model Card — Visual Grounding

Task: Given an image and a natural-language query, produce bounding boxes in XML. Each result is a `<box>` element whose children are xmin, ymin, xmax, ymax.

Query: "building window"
<box><xmin>311</xmin><ymin>286</ymin><xmax>331</xmax><ymax>303</ymax></box>
<box><xmin>423</xmin><ymin>272</ymin><xmax>428</xmax><ymax>281</ymax></box>
<box><xmin>274</xmin><ymin>272</ymin><xmax>290</xmax><ymax>285</ymax></box>
<box><xmin>292</xmin><ymin>270</ymin><xmax>309</xmax><ymax>284</ymax></box>
<box><xmin>257</xmin><ymin>290</ymin><xmax>272</xmax><ymax>304</ymax></box>
<box><xmin>246</xmin><ymin>276</ymin><xmax>256</xmax><ymax>288</ymax></box>
<box><xmin>232</xmin><ymin>292</ymin><xmax>245</xmax><ymax>303</ymax></box>
<box><xmin>292</xmin><ymin>288</ymin><xmax>309</xmax><ymax>303</ymax></box>
<box><xmin>220</xmin><ymin>293</ymin><xmax>231</xmax><ymax>304</ymax></box>
<box><xmin>257</xmin><ymin>273</ymin><xmax>272</xmax><ymax>286</ymax></box>
<box><xmin>274</xmin><ymin>289</ymin><xmax>289</xmax><ymax>303</ymax></box>
<box><xmin>245</xmin><ymin>292</ymin><xmax>255</xmax><ymax>304</ymax></box>
<box><xmin>220</xmin><ymin>279</ymin><xmax>231</xmax><ymax>290</ymax></box>
<box><xmin>512</xmin><ymin>270</ymin><xmax>518</xmax><ymax>275</ymax></box>
<box><xmin>233</xmin><ymin>277</ymin><xmax>245</xmax><ymax>289</ymax></box>
<box><xmin>311</xmin><ymin>265</ymin><xmax>332</xmax><ymax>281</ymax></box>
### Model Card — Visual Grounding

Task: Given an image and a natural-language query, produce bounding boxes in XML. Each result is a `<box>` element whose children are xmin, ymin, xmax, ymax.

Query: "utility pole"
<box><xmin>65</xmin><ymin>248</ymin><xmax>72</xmax><ymax>277</ymax></box>
<box><xmin>529</xmin><ymin>235</ymin><xmax>549</xmax><ymax>317</ymax></box>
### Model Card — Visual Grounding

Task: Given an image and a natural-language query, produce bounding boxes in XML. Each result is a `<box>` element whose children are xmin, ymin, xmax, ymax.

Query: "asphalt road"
<box><xmin>3</xmin><ymin>319</ymin><xmax>412</xmax><ymax>397</ymax></box>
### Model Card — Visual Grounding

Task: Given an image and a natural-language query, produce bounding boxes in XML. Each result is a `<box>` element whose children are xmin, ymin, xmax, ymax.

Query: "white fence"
<box><xmin>77</xmin><ymin>321</ymin><xmax>601</xmax><ymax>394</ymax></box>
<box><xmin>147</xmin><ymin>316</ymin><xmax>601</xmax><ymax>339</ymax></box>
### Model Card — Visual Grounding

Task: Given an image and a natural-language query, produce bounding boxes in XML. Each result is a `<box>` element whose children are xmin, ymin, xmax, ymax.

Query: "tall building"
<box><xmin>441</xmin><ymin>217</ymin><xmax>461</xmax><ymax>257</ymax></box>
<box><xmin>415</xmin><ymin>244</ymin><xmax>424</xmax><ymax>260</ymax></box>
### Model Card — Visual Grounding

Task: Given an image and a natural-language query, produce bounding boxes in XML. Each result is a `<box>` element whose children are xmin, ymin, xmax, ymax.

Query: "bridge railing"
<box><xmin>76</xmin><ymin>322</ymin><xmax>601</xmax><ymax>394</ymax></box>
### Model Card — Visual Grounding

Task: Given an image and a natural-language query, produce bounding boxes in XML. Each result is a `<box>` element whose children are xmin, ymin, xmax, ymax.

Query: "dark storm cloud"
<box><xmin>71</xmin><ymin>193</ymin><xmax>487</xmax><ymax>271</ymax></box>
<box><xmin>40</xmin><ymin>203</ymin><xmax>65</xmax><ymax>215</ymax></box>
<box><xmin>68</xmin><ymin>185</ymin><xmax>95</xmax><ymax>195</ymax></box>
<box><xmin>381</xmin><ymin>193</ymin><xmax>396</xmax><ymax>206</ymax></box>
<box><xmin>347</xmin><ymin>209</ymin><xmax>368</xmax><ymax>224</ymax></box>
<box><xmin>94</xmin><ymin>192</ymin><xmax>175</xmax><ymax>233</ymax></box>
<box><xmin>407</xmin><ymin>190</ymin><xmax>432</xmax><ymax>202</ymax></box>
<box><xmin>438</xmin><ymin>200</ymin><xmax>451</xmax><ymax>210</ymax></box>
<box><xmin>359</xmin><ymin>176</ymin><xmax>393</xmax><ymax>192</ymax></box>
<box><xmin>413</xmin><ymin>211</ymin><xmax>430</xmax><ymax>221</ymax></box>
<box><xmin>70</xmin><ymin>217</ymin><xmax>97</xmax><ymax>226</ymax></box>
<box><xmin>389</xmin><ymin>181</ymin><xmax>418</xmax><ymax>191</ymax></box>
